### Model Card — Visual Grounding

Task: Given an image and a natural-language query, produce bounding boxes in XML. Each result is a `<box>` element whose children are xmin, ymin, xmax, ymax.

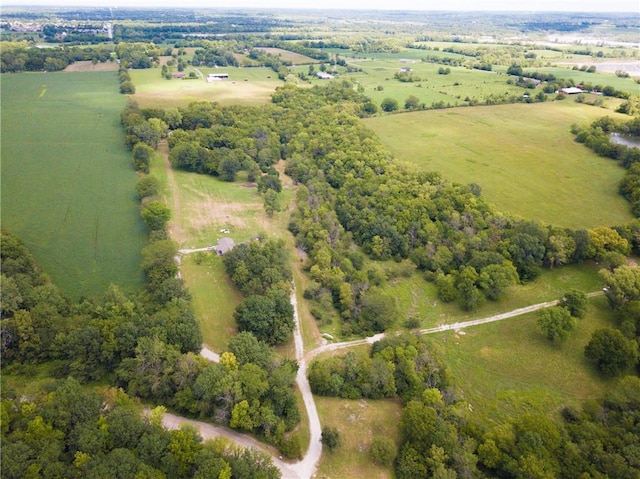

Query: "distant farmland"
<box><xmin>365</xmin><ymin>100</ymin><xmax>633</xmax><ymax>229</ymax></box>
<box><xmin>130</xmin><ymin>66</ymin><xmax>284</xmax><ymax>108</ymax></box>
<box><xmin>1</xmin><ymin>72</ymin><xmax>146</xmax><ymax>299</ymax></box>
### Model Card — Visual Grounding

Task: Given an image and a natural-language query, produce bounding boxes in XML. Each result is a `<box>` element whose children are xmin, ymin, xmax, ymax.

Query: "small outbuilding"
<box><xmin>316</xmin><ymin>72</ymin><xmax>334</xmax><ymax>80</ymax></box>
<box><xmin>558</xmin><ymin>87</ymin><xmax>583</xmax><ymax>95</ymax></box>
<box><xmin>215</xmin><ymin>237</ymin><xmax>235</xmax><ymax>256</ymax></box>
<box><xmin>207</xmin><ymin>73</ymin><xmax>229</xmax><ymax>82</ymax></box>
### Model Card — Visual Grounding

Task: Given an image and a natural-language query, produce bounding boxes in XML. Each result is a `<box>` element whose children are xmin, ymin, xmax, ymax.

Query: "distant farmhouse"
<box><xmin>172</xmin><ymin>72</ymin><xmax>186</xmax><ymax>79</ymax></box>
<box><xmin>207</xmin><ymin>73</ymin><xmax>229</xmax><ymax>82</ymax></box>
<box><xmin>558</xmin><ymin>87</ymin><xmax>584</xmax><ymax>94</ymax></box>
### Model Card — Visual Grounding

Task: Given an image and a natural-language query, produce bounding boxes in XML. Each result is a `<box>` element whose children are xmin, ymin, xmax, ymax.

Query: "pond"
<box><xmin>611</xmin><ymin>132</ymin><xmax>640</xmax><ymax>149</ymax></box>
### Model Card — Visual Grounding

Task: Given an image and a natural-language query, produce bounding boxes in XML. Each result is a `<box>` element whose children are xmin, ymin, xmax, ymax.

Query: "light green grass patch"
<box><xmin>315</xmin><ymin>396</ymin><xmax>401</xmax><ymax>479</ymax></box>
<box><xmin>332</xmin><ymin>56</ymin><xmax>524</xmax><ymax>108</ymax></box>
<box><xmin>1</xmin><ymin>72</ymin><xmax>146</xmax><ymax>299</ymax></box>
<box><xmin>181</xmin><ymin>252</ymin><xmax>240</xmax><ymax>352</ymax></box>
<box><xmin>438</xmin><ymin>295</ymin><xmax>615</xmax><ymax>424</ymax></box>
<box><xmin>130</xmin><ymin>66</ymin><xmax>284</xmax><ymax>108</ymax></box>
<box><xmin>386</xmin><ymin>261</ymin><xmax>605</xmax><ymax>329</ymax></box>
<box><xmin>365</xmin><ymin>101</ymin><xmax>633</xmax><ymax>229</ymax></box>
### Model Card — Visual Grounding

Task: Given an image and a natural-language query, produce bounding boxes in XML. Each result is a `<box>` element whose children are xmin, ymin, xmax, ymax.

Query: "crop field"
<box><xmin>365</xmin><ymin>100</ymin><xmax>634</xmax><ymax>229</ymax></box>
<box><xmin>1</xmin><ymin>72</ymin><xmax>146</xmax><ymax>299</ymax></box>
<box><xmin>129</xmin><ymin>66</ymin><xmax>284</xmax><ymax>108</ymax></box>
<box><xmin>436</xmin><ymin>294</ymin><xmax>615</xmax><ymax>424</ymax></box>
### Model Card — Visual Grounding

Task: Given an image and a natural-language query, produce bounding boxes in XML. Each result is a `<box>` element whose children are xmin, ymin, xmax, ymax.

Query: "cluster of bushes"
<box><xmin>1</xmin><ymin>377</ymin><xmax>281</xmax><ymax>479</ymax></box>
<box><xmin>114</xmin><ymin>42</ymin><xmax>159</xmax><ymax>69</ymax></box>
<box><xmin>191</xmin><ymin>46</ymin><xmax>238</xmax><ymax>68</ymax></box>
<box><xmin>309</xmin><ymin>334</ymin><xmax>451</xmax><ymax>401</ymax></box>
<box><xmin>223</xmin><ymin>240</ymin><xmax>295</xmax><ymax>346</ymax></box>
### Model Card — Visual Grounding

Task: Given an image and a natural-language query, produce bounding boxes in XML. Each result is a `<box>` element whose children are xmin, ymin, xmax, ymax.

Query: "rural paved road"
<box><xmin>173</xmin><ymin>247</ymin><xmax>605</xmax><ymax>478</ymax></box>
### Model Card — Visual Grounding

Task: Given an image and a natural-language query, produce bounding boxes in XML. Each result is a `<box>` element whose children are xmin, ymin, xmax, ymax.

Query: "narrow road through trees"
<box><xmin>165</xmin><ymin>256</ymin><xmax>603</xmax><ymax>479</ymax></box>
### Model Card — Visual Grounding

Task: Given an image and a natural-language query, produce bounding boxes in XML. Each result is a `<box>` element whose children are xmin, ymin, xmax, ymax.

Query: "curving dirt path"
<box><xmin>164</xmin><ymin>282</ymin><xmax>603</xmax><ymax>479</ymax></box>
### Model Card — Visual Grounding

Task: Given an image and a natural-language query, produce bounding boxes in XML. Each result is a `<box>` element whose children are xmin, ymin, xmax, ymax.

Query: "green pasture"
<box><xmin>437</xmin><ymin>294</ymin><xmax>615</xmax><ymax>424</ymax></box>
<box><xmin>365</xmin><ymin>100</ymin><xmax>634</xmax><ymax>229</ymax></box>
<box><xmin>129</xmin><ymin>66</ymin><xmax>284</xmax><ymax>108</ymax></box>
<box><xmin>180</xmin><ymin>253</ymin><xmax>240</xmax><ymax>353</ymax></box>
<box><xmin>524</xmin><ymin>62</ymin><xmax>640</xmax><ymax>95</ymax></box>
<box><xmin>384</xmin><ymin>260</ymin><xmax>605</xmax><ymax>330</ymax></box>
<box><xmin>326</xmin><ymin>59</ymin><xmax>527</xmax><ymax>108</ymax></box>
<box><xmin>315</xmin><ymin>395</ymin><xmax>401</xmax><ymax>479</ymax></box>
<box><xmin>1</xmin><ymin>72</ymin><xmax>146</xmax><ymax>299</ymax></box>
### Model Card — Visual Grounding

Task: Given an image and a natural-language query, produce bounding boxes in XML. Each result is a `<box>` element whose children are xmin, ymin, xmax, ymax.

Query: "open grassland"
<box><xmin>514</xmin><ymin>65</ymin><xmax>640</xmax><ymax>89</ymax></box>
<box><xmin>437</xmin><ymin>295</ymin><xmax>615</xmax><ymax>424</ymax></box>
<box><xmin>130</xmin><ymin>66</ymin><xmax>284</xmax><ymax>108</ymax></box>
<box><xmin>384</xmin><ymin>261</ymin><xmax>605</xmax><ymax>330</ymax></box>
<box><xmin>1</xmin><ymin>72</ymin><xmax>146</xmax><ymax>299</ymax></box>
<box><xmin>365</xmin><ymin>101</ymin><xmax>633</xmax><ymax>229</ymax></box>
<box><xmin>296</xmin><ymin>51</ymin><xmax>527</xmax><ymax>108</ymax></box>
<box><xmin>180</xmin><ymin>253</ymin><xmax>240</xmax><ymax>352</ymax></box>
<box><xmin>315</xmin><ymin>395</ymin><xmax>401</xmax><ymax>479</ymax></box>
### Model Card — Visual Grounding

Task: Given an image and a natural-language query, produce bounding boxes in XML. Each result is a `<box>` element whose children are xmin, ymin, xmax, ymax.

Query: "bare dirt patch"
<box><xmin>64</xmin><ymin>61</ymin><xmax>120</xmax><ymax>72</ymax></box>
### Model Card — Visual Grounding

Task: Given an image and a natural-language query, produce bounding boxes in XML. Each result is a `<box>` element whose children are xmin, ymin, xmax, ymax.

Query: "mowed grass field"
<box><xmin>436</xmin><ymin>294</ymin><xmax>615</xmax><ymax>424</ymax></box>
<box><xmin>130</xmin><ymin>66</ymin><xmax>284</xmax><ymax>108</ymax></box>
<box><xmin>383</xmin><ymin>260</ymin><xmax>605</xmax><ymax>330</ymax></box>
<box><xmin>315</xmin><ymin>394</ymin><xmax>402</xmax><ymax>479</ymax></box>
<box><xmin>255</xmin><ymin>47</ymin><xmax>317</xmax><ymax>65</ymax></box>
<box><xmin>1</xmin><ymin>72</ymin><xmax>146</xmax><ymax>299</ymax></box>
<box><xmin>365</xmin><ymin>100</ymin><xmax>633</xmax><ymax>229</ymax></box>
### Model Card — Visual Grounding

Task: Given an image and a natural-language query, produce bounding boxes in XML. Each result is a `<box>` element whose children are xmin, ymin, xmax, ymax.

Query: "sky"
<box><xmin>3</xmin><ymin>0</ymin><xmax>639</xmax><ymax>12</ymax></box>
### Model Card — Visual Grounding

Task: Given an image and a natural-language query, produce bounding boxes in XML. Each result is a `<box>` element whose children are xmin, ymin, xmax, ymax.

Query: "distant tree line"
<box><xmin>0</xmin><ymin>41</ymin><xmax>113</xmax><ymax>72</ymax></box>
